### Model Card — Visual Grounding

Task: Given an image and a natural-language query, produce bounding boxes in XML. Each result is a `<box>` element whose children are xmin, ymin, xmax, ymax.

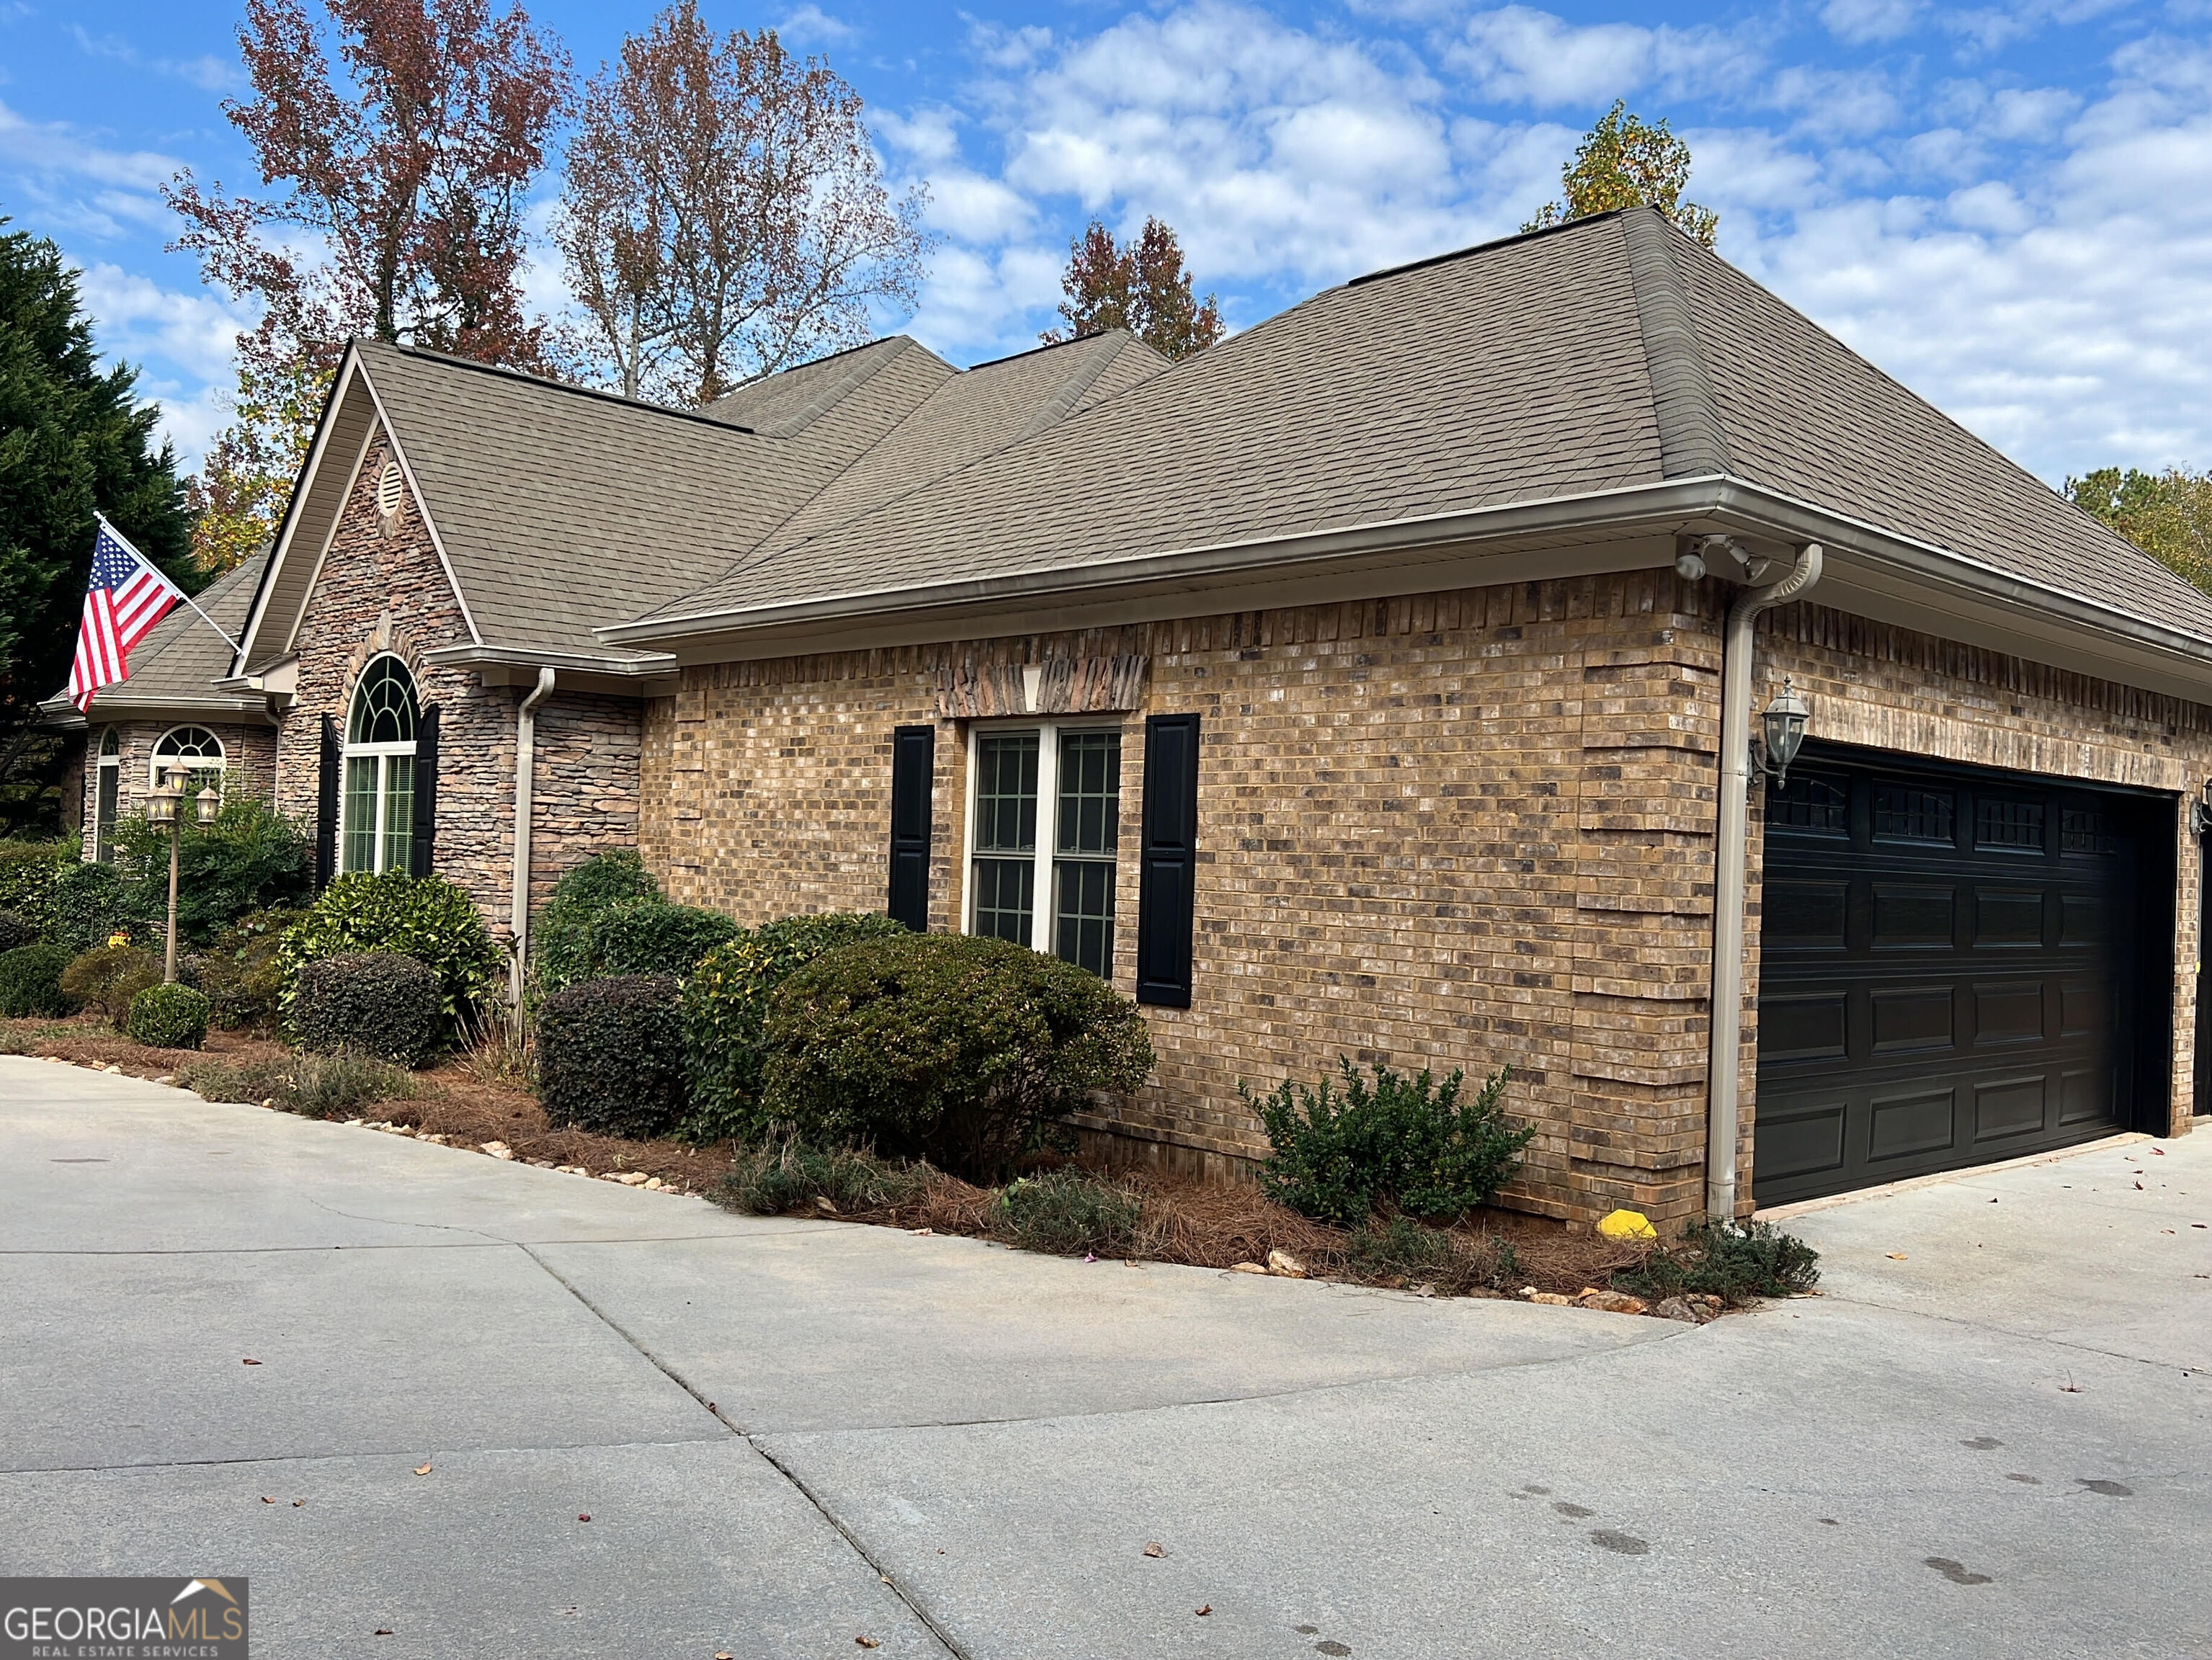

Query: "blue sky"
<box><xmin>4</xmin><ymin>0</ymin><xmax>2208</xmax><ymax>487</ymax></box>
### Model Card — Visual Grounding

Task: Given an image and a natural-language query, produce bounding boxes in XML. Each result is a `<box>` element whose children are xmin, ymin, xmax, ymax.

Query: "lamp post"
<box><xmin>146</xmin><ymin>766</ymin><xmax>219</xmax><ymax>983</ymax></box>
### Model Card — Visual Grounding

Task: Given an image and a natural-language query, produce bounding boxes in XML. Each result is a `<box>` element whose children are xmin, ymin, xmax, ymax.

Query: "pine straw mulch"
<box><xmin>6</xmin><ymin>1014</ymin><xmax>1663</xmax><ymax>1301</ymax></box>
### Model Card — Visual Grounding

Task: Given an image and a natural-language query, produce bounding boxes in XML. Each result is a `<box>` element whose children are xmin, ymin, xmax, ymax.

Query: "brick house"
<box><xmin>59</xmin><ymin>206</ymin><xmax>2212</xmax><ymax>1226</ymax></box>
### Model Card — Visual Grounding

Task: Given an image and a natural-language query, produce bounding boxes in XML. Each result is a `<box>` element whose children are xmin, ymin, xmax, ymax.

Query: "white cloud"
<box><xmin>777</xmin><ymin>5</ymin><xmax>858</xmax><ymax>48</ymax></box>
<box><xmin>1445</xmin><ymin>5</ymin><xmax>1760</xmax><ymax>107</ymax></box>
<box><xmin>73</xmin><ymin>262</ymin><xmax>251</xmax><ymax>468</ymax></box>
<box><xmin>1819</xmin><ymin>0</ymin><xmax>1922</xmax><ymax>45</ymax></box>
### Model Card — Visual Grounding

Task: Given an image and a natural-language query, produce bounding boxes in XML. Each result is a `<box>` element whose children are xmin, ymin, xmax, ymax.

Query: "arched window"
<box><xmin>94</xmin><ymin>727</ymin><xmax>122</xmax><ymax>863</ymax></box>
<box><xmin>342</xmin><ymin>656</ymin><xmax>418</xmax><ymax>874</ymax></box>
<box><xmin>151</xmin><ymin>726</ymin><xmax>226</xmax><ymax>795</ymax></box>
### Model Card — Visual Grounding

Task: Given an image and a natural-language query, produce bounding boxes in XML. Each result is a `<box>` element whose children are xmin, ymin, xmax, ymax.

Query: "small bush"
<box><xmin>195</xmin><ymin>907</ymin><xmax>304</xmax><ymax>1032</ymax></box>
<box><xmin>0</xmin><ymin>839</ymin><xmax>71</xmax><ymax>937</ymax></box>
<box><xmin>536</xmin><ymin>974</ymin><xmax>687</xmax><ymax>1138</ymax></box>
<box><xmin>1245</xmin><ymin>1058</ymin><xmax>1533</xmax><ymax>1228</ymax></box>
<box><xmin>718</xmin><ymin>1135</ymin><xmax>933</xmax><ymax>1216</ymax></box>
<box><xmin>1343</xmin><ymin>1215</ymin><xmax>1521</xmax><ymax>1295</ymax></box>
<box><xmin>0</xmin><ymin>942</ymin><xmax>76</xmax><ymax>1017</ymax></box>
<box><xmin>59</xmin><ymin>943</ymin><xmax>162</xmax><ymax>1026</ymax></box>
<box><xmin>50</xmin><ymin>860</ymin><xmax>141</xmax><ymax>954</ymax></box>
<box><xmin>280</xmin><ymin>872</ymin><xmax>501</xmax><ymax>1046</ymax></box>
<box><xmin>127</xmin><ymin>983</ymin><xmax>210</xmax><ymax>1050</ymax></box>
<box><xmin>762</xmin><ymin>932</ymin><xmax>1155</xmax><ymax>1179</ymax></box>
<box><xmin>0</xmin><ymin>910</ymin><xmax>33</xmax><ymax>952</ymax></box>
<box><xmin>682</xmin><ymin>911</ymin><xmax>911</xmax><ymax>1143</ymax></box>
<box><xmin>293</xmin><ymin>952</ymin><xmax>444</xmax><ymax>1068</ymax></box>
<box><xmin>176</xmin><ymin>1050</ymin><xmax>422</xmax><ymax>1118</ymax></box>
<box><xmin>587</xmin><ymin>898</ymin><xmax>738</xmax><ymax>982</ymax></box>
<box><xmin>113</xmin><ymin>798</ymin><xmax>311</xmax><ymax>947</ymax></box>
<box><xmin>1620</xmin><ymin>1219</ymin><xmax>1821</xmax><ymax>1306</ymax></box>
<box><xmin>994</xmin><ymin>1169</ymin><xmax>1145</xmax><ymax>1257</ymax></box>
<box><xmin>533</xmin><ymin>849</ymin><xmax>661</xmax><ymax>994</ymax></box>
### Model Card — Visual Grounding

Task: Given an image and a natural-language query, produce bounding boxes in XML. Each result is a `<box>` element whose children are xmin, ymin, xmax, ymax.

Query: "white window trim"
<box><xmin>149</xmin><ymin>725</ymin><xmax>226</xmax><ymax>788</ymax></box>
<box><xmin>340</xmin><ymin>654</ymin><xmax>419</xmax><ymax>876</ymax></box>
<box><xmin>94</xmin><ymin>729</ymin><xmax>121</xmax><ymax>863</ymax></box>
<box><xmin>960</xmin><ymin>717</ymin><xmax>1123</xmax><ymax>961</ymax></box>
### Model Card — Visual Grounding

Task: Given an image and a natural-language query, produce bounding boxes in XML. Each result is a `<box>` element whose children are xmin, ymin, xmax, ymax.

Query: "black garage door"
<box><xmin>1754</xmin><ymin>746</ymin><xmax>2170</xmax><ymax>1208</ymax></box>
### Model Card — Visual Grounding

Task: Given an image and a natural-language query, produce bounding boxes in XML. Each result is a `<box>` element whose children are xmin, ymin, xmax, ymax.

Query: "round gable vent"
<box><xmin>375</xmin><ymin>460</ymin><xmax>405</xmax><ymax>522</ymax></box>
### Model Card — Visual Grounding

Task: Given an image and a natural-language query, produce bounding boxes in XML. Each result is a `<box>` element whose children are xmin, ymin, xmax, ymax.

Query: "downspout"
<box><xmin>509</xmin><ymin>666</ymin><xmax>556</xmax><ymax>1006</ymax></box>
<box><xmin>1707</xmin><ymin>542</ymin><xmax>1824</xmax><ymax>1220</ymax></box>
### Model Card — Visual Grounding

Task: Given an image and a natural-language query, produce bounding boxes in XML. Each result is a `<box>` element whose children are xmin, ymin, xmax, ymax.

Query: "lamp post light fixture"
<box><xmin>1753</xmin><ymin>677</ymin><xmax>1814</xmax><ymax>790</ymax></box>
<box><xmin>145</xmin><ymin>764</ymin><xmax>214</xmax><ymax>984</ymax></box>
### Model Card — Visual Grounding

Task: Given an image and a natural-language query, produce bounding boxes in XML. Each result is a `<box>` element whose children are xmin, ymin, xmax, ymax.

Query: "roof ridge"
<box><xmin>731</xmin><ymin>337</ymin><xmax>953</xmax><ymax>439</ymax></box>
<box><xmin>1344</xmin><ymin>209</ymin><xmax>1623</xmax><ymax>289</ymax></box>
<box><xmin>1620</xmin><ymin>208</ymin><xmax>1732</xmax><ymax>480</ymax></box>
<box><xmin>369</xmin><ymin>339</ymin><xmax>759</xmax><ymax>434</ymax></box>
<box><xmin>1013</xmin><ymin>333</ymin><xmax>1148</xmax><ymax>445</ymax></box>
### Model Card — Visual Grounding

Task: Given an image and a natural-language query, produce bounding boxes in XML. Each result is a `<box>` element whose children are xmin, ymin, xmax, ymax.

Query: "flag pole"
<box><xmin>95</xmin><ymin>513</ymin><xmax>241</xmax><ymax>656</ymax></box>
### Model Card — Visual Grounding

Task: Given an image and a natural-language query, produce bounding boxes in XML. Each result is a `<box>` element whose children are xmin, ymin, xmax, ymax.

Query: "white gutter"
<box><xmin>1707</xmin><ymin>542</ymin><xmax>1823</xmax><ymax>1221</ymax></box>
<box><xmin>508</xmin><ymin>666</ymin><xmax>556</xmax><ymax>1004</ymax></box>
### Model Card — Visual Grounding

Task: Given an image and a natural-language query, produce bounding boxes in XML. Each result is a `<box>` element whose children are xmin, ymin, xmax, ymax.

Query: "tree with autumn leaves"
<box><xmin>1043</xmin><ymin>218</ymin><xmax>1222</xmax><ymax>361</ymax></box>
<box><xmin>1524</xmin><ymin>100</ymin><xmax>1718</xmax><ymax>246</ymax></box>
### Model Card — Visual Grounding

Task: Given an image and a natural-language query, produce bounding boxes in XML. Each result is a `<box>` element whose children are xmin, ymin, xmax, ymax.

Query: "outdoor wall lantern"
<box><xmin>1753</xmin><ymin>678</ymin><xmax>1812</xmax><ymax>789</ymax></box>
<box><xmin>2192</xmin><ymin>780</ymin><xmax>2212</xmax><ymax>839</ymax></box>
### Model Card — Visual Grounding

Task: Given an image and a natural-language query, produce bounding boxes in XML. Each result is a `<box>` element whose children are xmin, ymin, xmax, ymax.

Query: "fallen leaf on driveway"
<box><xmin>578</xmin><ymin>1513</ymin><xmax>592</xmax><ymax>1522</ymax></box>
<box><xmin>1143</xmin><ymin>1542</ymin><xmax>1166</xmax><ymax>1558</ymax></box>
<box><xmin>414</xmin><ymin>1464</ymin><xmax>432</xmax><ymax>1476</ymax></box>
<box><xmin>260</xmin><ymin>1496</ymin><xmax>275</xmax><ymax>1504</ymax></box>
<box><xmin>1886</xmin><ymin>1253</ymin><xmax>1908</xmax><ymax>1260</ymax></box>
<box><xmin>374</xmin><ymin>1629</ymin><xmax>393</xmax><ymax>1637</ymax></box>
<box><xmin>293</xmin><ymin>1499</ymin><xmax>304</xmax><ymax>1507</ymax></box>
<box><xmin>716</xmin><ymin>1651</ymin><xmax>734</xmax><ymax>1658</ymax></box>
<box><xmin>2136</xmin><ymin>1182</ymin><xmax>2145</xmax><ymax>1190</ymax></box>
<box><xmin>1196</xmin><ymin>1605</ymin><xmax>1212</xmax><ymax>1616</ymax></box>
<box><xmin>855</xmin><ymin>1638</ymin><xmax>880</xmax><ymax>1650</ymax></box>
<box><xmin>241</xmin><ymin>1357</ymin><xmax>262</xmax><ymax>1365</ymax></box>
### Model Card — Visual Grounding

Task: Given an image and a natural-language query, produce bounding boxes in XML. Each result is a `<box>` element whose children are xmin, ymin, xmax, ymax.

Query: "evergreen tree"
<box><xmin>0</xmin><ymin>218</ymin><xmax>195</xmax><ymax>833</ymax></box>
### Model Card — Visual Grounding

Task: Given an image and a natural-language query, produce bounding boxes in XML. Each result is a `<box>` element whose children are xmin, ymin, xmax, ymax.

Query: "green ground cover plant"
<box><xmin>1618</xmin><ymin>1218</ymin><xmax>1821</xmax><ymax>1305</ymax></box>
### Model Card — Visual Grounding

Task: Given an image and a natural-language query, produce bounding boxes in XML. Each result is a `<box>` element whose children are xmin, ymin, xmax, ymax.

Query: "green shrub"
<box><xmin>0</xmin><ymin>941</ymin><xmax>75</xmax><ymax>1017</ymax></box>
<box><xmin>50</xmin><ymin>861</ymin><xmax>141</xmax><ymax>954</ymax></box>
<box><xmin>1619</xmin><ymin>1219</ymin><xmax>1821</xmax><ymax>1306</ymax></box>
<box><xmin>59</xmin><ymin>943</ymin><xmax>161</xmax><ymax>1027</ymax></box>
<box><xmin>532</xmin><ymin>849</ymin><xmax>661</xmax><ymax>994</ymax></box>
<box><xmin>682</xmin><ymin>911</ymin><xmax>912</xmax><ymax>1143</ymax></box>
<box><xmin>993</xmin><ymin>1169</ymin><xmax>1146</xmax><ymax>1257</ymax></box>
<box><xmin>587</xmin><ymin>898</ymin><xmax>737</xmax><ymax>982</ymax></box>
<box><xmin>293</xmin><ymin>952</ymin><xmax>444</xmax><ymax>1068</ymax></box>
<box><xmin>0</xmin><ymin>839</ymin><xmax>71</xmax><ymax>937</ymax></box>
<box><xmin>1244</xmin><ymin>1058</ymin><xmax>1533</xmax><ymax>1228</ymax></box>
<box><xmin>127</xmin><ymin>983</ymin><xmax>210</xmax><ymax>1049</ymax></box>
<box><xmin>112</xmin><ymin>798</ymin><xmax>310</xmax><ymax>947</ymax></box>
<box><xmin>175</xmin><ymin>1050</ymin><xmax>423</xmax><ymax>1118</ymax></box>
<box><xmin>536</xmin><ymin>973</ymin><xmax>687</xmax><ymax>1138</ymax></box>
<box><xmin>762</xmin><ymin>932</ymin><xmax>1155</xmax><ymax>1179</ymax></box>
<box><xmin>1343</xmin><ymin>1215</ymin><xmax>1521</xmax><ymax>1295</ymax></box>
<box><xmin>0</xmin><ymin>910</ymin><xmax>33</xmax><ymax>952</ymax></box>
<box><xmin>716</xmin><ymin>1135</ymin><xmax>932</xmax><ymax>1216</ymax></box>
<box><xmin>195</xmin><ymin>907</ymin><xmax>304</xmax><ymax>1032</ymax></box>
<box><xmin>280</xmin><ymin>872</ymin><xmax>501</xmax><ymax>1045</ymax></box>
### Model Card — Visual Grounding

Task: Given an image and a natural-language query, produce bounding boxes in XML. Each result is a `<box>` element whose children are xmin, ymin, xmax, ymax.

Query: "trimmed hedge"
<box><xmin>762</xmin><ymin>932</ymin><xmax>1155</xmax><ymax>1179</ymax></box>
<box><xmin>532</xmin><ymin>850</ymin><xmax>661</xmax><ymax>994</ymax></box>
<box><xmin>0</xmin><ymin>839</ymin><xmax>71</xmax><ymax>937</ymax></box>
<box><xmin>293</xmin><ymin>952</ymin><xmax>444</xmax><ymax>1068</ymax></box>
<box><xmin>681</xmin><ymin>911</ymin><xmax>911</xmax><ymax>1144</ymax></box>
<box><xmin>51</xmin><ymin>861</ymin><xmax>140</xmax><ymax>955</ymax></box>
<box><xmin>59</xmin><ymin>943</ymin><xmax>161</xmax><ymax>1027</ymax></box>
<box><xmin>0</xmin><ymin>941</ymin><xmax>74</xmax><ymax>1018</ymax></box>
<box><xmin>128</xmin><ymin>983</ymin><xmax>210</xmax><ymax>1050</ymax></box>
<box><xmin>588</xmin><ymin>898</ymin><xmax>738</xmax><ymax>982</ymax></box>
<box><xmin>196</xmin><ymin>907</ymin><xmax>304</xmax><ymax>1032</ymax></box>
<box><xmin>1243</xmin><ymin>1058</ymin><xmax>1533</xmax><ymax>1227</ymax></box>
<box><xmin>537</xmin><ymin>974</ymin><xmax>687</xmax><ymax>1139</ymax></box>
<box><xmin>280</xmin><ymin>873</ymin><xmax>501</xmax><ymax>1046</ymax></box>
<box><xmin>0</xmin><ymin>910</ymin><xmax>32</xmax><ymax>953</ymax></box>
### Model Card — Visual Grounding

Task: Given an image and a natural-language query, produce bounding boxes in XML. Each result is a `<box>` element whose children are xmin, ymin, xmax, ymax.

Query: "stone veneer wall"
<box><xmin>643</xmin><ymin>566</ymin><xmax>2212</xmax><ymax>1228</ymax></box>
<box><xmin>270</xmin><ymin>432</ymin><xmax>643</xmax><ymax>938</ymax></box>
<box><xmin>78</xmin><ymin>718</ymin><xmax>279</xmax><ymax>861</ymax></box>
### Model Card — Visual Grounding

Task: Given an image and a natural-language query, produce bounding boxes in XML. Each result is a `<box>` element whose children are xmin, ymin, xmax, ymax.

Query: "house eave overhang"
<box><xmin>422</xmin><ymin>643</ymin><xmax>681</xmax><ymax>697</ymax></box>
<box><xmin>39</xmin><ymin>692</ymin><xmax>275</xmax><ymax>728</ymax></box>
<box><xmin>592</xmin><ymin>474</ymin><xmax>2212</xmax><ymax>705</ymax></box>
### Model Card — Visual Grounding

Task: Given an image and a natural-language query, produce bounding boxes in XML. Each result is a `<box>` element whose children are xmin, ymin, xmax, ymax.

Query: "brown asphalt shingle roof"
<box><xmin>631</xmin><ymin>208</ymin><xmax>2212</xmax><ymax>648</ymax></box>
<box><xmin>79</xmin><ymin>550</ymin><xmax>267</xmax><ymax>715</ymax></box>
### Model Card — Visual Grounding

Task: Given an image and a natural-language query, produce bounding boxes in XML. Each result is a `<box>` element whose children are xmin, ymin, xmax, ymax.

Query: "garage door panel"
<box><xmin>1756</xmin><ymin>753</ymin><xmax>2144</xmax><ymax>1207</ymax></box>
<box><xmin>1868</xmin><ymin>1086</ymin><xmax>1958</xmax><ymax>1161</ymax></box>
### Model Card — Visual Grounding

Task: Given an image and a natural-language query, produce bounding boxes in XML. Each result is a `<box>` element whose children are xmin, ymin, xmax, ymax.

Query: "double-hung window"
<box><xmin>968</xmin><ymin>723</ymin><xmax>1123</xmax><ymax>978</ymax></box>
<box><xmin>93</xmin><ymin>727</ymin><xmax>122</xmax><ymax>862</ymax></box>
<box><xmin>341</xmin><ymin>656</ymin><xmax>417</xmax><ymax>875</ymax></box>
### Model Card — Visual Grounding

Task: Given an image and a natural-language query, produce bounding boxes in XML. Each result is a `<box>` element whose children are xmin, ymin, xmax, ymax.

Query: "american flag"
<box><xmin>70</xmin><ymin>517</ymin><xmax>187</xmax><ymax>712</ymax></box>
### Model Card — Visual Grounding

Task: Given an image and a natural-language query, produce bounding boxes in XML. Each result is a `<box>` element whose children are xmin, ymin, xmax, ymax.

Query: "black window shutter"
<box><xmin>1136</xmin><ymin>713</ymin><xmax>1200</xmax><ymax>1007</ymax></box>
<box><xmin>886</xmin><ymin>723</ymin><xmax>935</xmax><ymax>930</ymax></box>
<box><xmin>316</xmin><ymin>714</ymin><xmax>340</xmax><ymax>891</ymax></box>
<box><xmin>409</xmin><ymin>703</ymin><xmax>440</xmax><ymax>878</ymax></box>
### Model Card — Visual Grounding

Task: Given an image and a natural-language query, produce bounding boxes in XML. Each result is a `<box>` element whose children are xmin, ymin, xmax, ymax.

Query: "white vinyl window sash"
<box><xmin>964</xmin><ymin>721</ymin><xmax>1122</xmax><ymax>978</ymax></box>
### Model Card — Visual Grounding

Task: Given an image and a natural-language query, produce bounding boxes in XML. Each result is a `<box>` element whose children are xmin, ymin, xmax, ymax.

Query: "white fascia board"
<box><xmin>237</xmin><ymin>347</ymin><xmax>362</xmax><ymax>674</ymax></box>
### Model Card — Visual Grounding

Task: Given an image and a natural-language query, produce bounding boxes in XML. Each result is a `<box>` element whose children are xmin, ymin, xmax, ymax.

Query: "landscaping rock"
<box><xmin>1524</xmin><ymin>1290</ymin><xmax>1574</xmax><ymax>1306</ymax></box>
<box><xmin>1265</xmin><ymin>1248</ymin><xmax>1308</xmax><ymax>1279</ymax></box>
<box><xmin>1654</xmin><ymin>1296</ymin><xmax>1702</xmax><ymax>1324</ymax></box>
<box><xmin>1229</xmin><ymin>1262</ymin><xmax>1267</xmax><ymax>1274</ymax></box>
<box><xmin>479</xmin><ymin>1141</ymin><xmax>514</xmax><ymax>1159</ymax></box>
<box><xmin>1576</xmin><ymin>1288</ymin><xmax>1649</xmax><ymax>1315</ymax></box>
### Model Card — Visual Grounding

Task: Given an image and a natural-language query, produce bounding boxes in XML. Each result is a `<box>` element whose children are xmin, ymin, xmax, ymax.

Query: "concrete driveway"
<box><xmin>4</xmin><ymin>1056</ymin><xmax>2207</xmax><ymax>1659</ymax></box>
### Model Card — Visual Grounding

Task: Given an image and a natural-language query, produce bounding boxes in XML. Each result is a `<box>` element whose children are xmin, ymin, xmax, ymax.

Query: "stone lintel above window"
<box><xmin>935</xmin><ymin>654</ymin><xmax>1149</xmax><ymax>720</ymax></box>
